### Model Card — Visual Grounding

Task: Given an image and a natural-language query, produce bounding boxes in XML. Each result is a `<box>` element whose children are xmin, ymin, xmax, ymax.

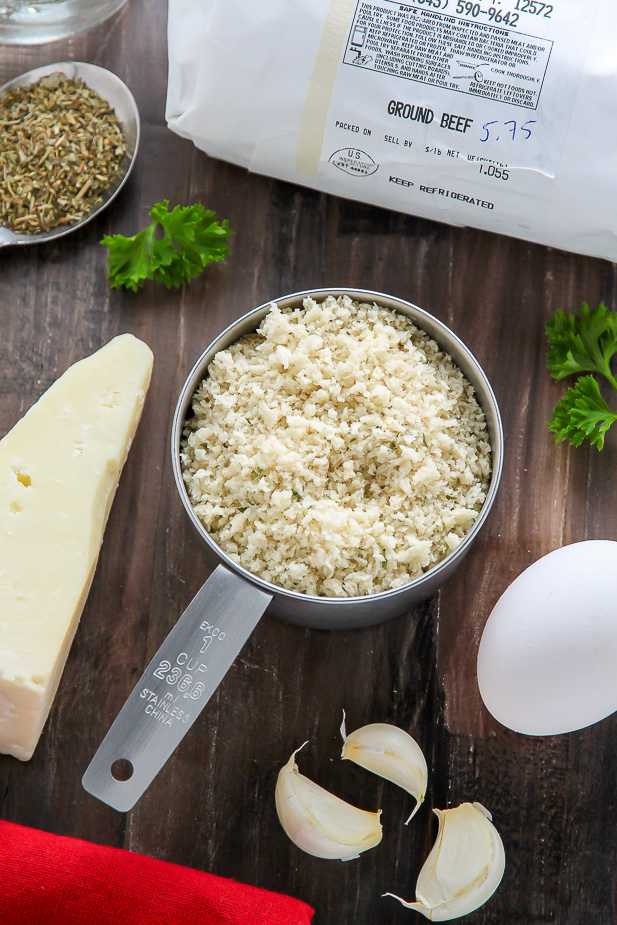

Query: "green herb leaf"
<box><xmin>389</xmin><ymin>441</ymin><xmax>397</xmax><ymax>450</ymax></box>
<box><xmin>237</xmin><ymin>506</ymin><xmax>248</xmax><ymax>513</ymax></box>
<box><xmin>102</xmin><ymin>200</ymin><xmax>233</xmax><ymax>291</ymax></box>
<box><xmin>250</xmin><ymin>468</ymin><xmax>263</xmax><ymax>482</ymax></box>
<box><xmin>549</xmin><ymin>375</ymin><xmax>617</xmax><ymax>450</ymax></box>
<box><xmin>292</xmin><ymin>490</ymin><xmax>303</xmax><ymax>501</ymax></box>
<box><xmin>546</xmin><ymin>303</ymin><xmax>617</xmax><ymax>386</ymax></box>
<box><xmin>102</xmin><ymin>226</ymin><xmax>154</xmax><ymax>292</ymax></box>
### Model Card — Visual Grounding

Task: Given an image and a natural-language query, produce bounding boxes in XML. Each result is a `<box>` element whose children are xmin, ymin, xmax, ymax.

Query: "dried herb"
<box><xmin>0</xmin><ymin>72</ymin><xmax>126</xmax><ymax>234</ymax></box>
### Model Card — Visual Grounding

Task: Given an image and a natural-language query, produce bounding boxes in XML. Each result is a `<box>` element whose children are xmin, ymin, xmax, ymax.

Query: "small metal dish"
<box><xmin>0</xmin><ymin>61</ymin><xmax>139</xmax><ymax>249</ymax></box>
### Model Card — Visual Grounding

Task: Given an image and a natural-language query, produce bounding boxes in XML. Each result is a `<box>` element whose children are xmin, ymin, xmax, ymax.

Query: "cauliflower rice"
<box><xmin>181</xmin><ymin>295</ymin><xmax>491</xmax><ymax>597</ymax></box>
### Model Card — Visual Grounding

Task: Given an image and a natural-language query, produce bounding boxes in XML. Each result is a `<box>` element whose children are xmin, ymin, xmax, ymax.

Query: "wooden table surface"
<box><xmin>2</xmin><ymin>3</ymin><xmax>617</xmax><ymax>923</ymax></box>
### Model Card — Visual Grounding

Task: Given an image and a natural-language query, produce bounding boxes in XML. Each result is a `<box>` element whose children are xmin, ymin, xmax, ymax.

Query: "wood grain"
<box><xmin>2</xmin><ymin>3</ymin><xmax>617</xmax><ymax>923</ymax></box>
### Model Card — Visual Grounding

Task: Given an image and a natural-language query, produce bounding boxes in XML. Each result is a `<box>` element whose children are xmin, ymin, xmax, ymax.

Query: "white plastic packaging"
<box><xmin>167</xmin><ymin>0</ymin><xmax>617</xmax><ymax>262</ymax></box>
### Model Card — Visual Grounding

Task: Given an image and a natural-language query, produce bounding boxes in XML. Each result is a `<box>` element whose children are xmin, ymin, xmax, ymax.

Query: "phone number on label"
<box><xmin>456</xmin><ymin>0</ymin><xmax>553</xmax><ymax>22</ymax></box>
<box><xmin>398</xmin><ymin>0</ymin><xmax>552</xmax><ymax>19</ymax></box>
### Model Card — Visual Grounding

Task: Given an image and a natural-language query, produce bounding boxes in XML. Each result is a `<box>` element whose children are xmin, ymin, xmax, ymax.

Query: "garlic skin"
<box><xmin>275</xmin><ymin>745</ymin><xmax>382</xmax><ymax>860</ymax></box>
<box><xmin>385</xmin><ymin>802</ymin><xmax>505</xmax><ymax>921</ymax></box>
<box><xmin>341</xmin><ymin>723</ymin><xmax>428</xmax><ymax>823</ymax></box>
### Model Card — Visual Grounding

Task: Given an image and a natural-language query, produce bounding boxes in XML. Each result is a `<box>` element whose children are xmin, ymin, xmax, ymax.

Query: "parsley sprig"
<box><xmin>547</xmin><ymin>303</ymin><xmax>617</xmax><ymax>450</ymax></box>
<box><xmin>102</xmin><ymin>200</ymin><xmax>233</xmax><ymax>291</ymax></box>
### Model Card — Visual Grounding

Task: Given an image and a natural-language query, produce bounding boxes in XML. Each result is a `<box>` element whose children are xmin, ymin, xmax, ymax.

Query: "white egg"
<box><xmin>477</xmin><ymin>541</ymin><xmax>617</xmax><ymax>736</ymax></box>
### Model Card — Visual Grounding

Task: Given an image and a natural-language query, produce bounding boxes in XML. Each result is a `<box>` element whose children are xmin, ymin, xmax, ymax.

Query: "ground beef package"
<box><xmin>167</xmin><ymin>0</ymin><xmax>617</xmax><ymax>261</ymax></box>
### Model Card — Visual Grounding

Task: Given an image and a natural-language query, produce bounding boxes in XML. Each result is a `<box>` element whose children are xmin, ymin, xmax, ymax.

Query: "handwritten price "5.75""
<box><xmin>480</xmin><ymin>119</ymin><xmax>536</xmax><ymax>143</ymax></box>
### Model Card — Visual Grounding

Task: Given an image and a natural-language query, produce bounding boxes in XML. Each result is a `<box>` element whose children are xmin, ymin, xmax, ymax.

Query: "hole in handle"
<box><xmin>110</xmin><ymin>758</ymin><xmax>134</xmax><ymax>782</ymax></box>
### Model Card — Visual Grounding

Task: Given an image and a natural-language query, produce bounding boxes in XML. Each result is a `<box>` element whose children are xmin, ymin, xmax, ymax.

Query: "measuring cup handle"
<box><xmin>82</xmin><ymin>565</ymin><xmax>272</xmax><ymax>812</ymax></box>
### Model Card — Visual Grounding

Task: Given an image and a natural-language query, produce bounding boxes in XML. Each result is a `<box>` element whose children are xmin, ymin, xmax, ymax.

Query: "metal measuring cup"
<box><xmin>83</xmin><ymin>288</ymin><xmax>503</xmax><ymax>811</ymax></box>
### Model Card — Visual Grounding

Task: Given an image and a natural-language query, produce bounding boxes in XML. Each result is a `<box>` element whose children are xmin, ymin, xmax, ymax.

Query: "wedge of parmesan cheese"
<box><xmin>0</xmin><ymin>334</ymin><xmax>153</xmax><ymax>760</ymax></box>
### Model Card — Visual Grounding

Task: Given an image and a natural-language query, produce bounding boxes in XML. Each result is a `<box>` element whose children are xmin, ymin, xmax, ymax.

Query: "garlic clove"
<box><xmin>341</xmin><ymin>723</ymin><xmax>428</xmax><ymax>823</ymax></box>
<box><xmin>385</xmin><ymin>802</ymin><xmax>505</xmax><ymax>921</ymax></box>
<box><xmin>275</xmin><ymin>745</ymin><xmax>382</xmax><ymax>860</ymax></box>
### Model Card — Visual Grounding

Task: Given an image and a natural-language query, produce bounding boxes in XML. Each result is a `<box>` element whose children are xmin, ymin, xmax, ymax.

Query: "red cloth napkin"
<box><xmin>0</xmin><ymin>819</ymin><xmax>314</xmax><ymax>925</ymax></box>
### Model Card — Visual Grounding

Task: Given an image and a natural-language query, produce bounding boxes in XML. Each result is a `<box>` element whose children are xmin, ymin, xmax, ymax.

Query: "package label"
<box><xmin>316</xmin><ymin>0</ymin><xmax>600</xmax><ymax>229</ymax></box>
<box><xmin>343</xmin><ymin>6</ymin><xmax>552</xmax><ymax>109</ymax></box>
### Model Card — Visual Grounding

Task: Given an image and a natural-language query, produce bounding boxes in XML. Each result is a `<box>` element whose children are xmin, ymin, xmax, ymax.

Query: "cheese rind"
<box><xmin>0</xmin><ymin>334</ymin><xmax>153</xmax><ymax>760</ymax></box>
